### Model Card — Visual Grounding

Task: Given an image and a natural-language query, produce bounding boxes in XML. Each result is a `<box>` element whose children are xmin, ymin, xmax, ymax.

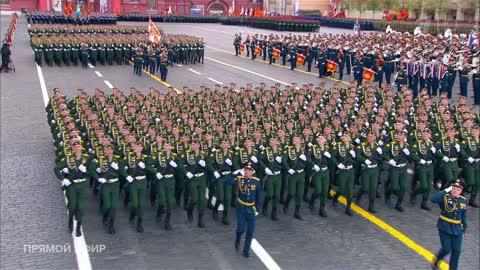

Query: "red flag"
<box><xmin>254</xmin><ymin>46</ymin><xmax>261</xmax><ymax>55</ymax></box>
<box><xmin>327</xmin><ymin>60</ymin><xmax>337</xmax><ymax>73</ymax></box>
<box><xmin>363</xmin><ymin>68</ymin><xmax>376</xmax><ymax>82</ymax></box>
<box><xmin>273</xmin><ymin>48</ymin><xmax>280</xmax><ymax>59</ymax></box>
<box><xmin>296</xmin><ymin>53</ymin><xmax>306</xmax><ymax>65</ymax></box>
<box><xmin>148</xmin><ymin>17</ymin><xmax>161</xmax><ymax>45</ymax></box>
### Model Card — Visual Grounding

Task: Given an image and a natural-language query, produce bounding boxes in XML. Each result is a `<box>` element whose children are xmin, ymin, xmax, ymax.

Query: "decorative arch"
<box><xmin>206</xmin><ymin>0</ymin><xmax>229</xmax><ymax>14</ymax></box>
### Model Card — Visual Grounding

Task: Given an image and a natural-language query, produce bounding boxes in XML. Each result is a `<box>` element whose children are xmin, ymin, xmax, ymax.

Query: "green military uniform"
<box><xmin>209</xmin><ymin>148</ymin><xmax>235</xmax><ymax>225</ymax></box>
<box><xmin>384</xmin><ymin>141</ymin><xmax>411</xmax><ymax>212</ymax></box>
<box><xmin>332</xmin><ymin>141</ymin><xmax>356</xmax><ymax>215</ymax></box>
<box><xmin>259</xmin><ymin>146</ymin><xmax>285</xmax><ymax>220</ymax></box>
<box><xmin>355</xmin><ymin>142</ymin><xmax>382</xmax><ymax>213</ymax></box>
<box><xmin>460</xmin><ymin>135</ymin><xmax>479</xmax><ymax>206</ymax></box>
<box><xmin>183</xmin><ymin>149</ymin><xmax>209</xmax><ymax>228</ymax></box>
<box><xmin>410</xmin><ymin>139</ymin><xmax>436</xmax><ymax>210</ymax></box>
<box><xmin>307</xmin><ymin>143</ymin><xmax>331</xmax><ymax>216</ymax></box>
<box><xmin>283</xmin><ymin>145</ymin><xmax>308</xmax><ymax>219</ymax></box>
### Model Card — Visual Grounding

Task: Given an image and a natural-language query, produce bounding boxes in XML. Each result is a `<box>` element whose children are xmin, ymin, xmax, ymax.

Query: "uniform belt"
<box><xmin>164</xmin><ymin>174</ymin><xmax>174</xmax><ymax>178</ymax></box>
<box><xmin>449</xmin><ymin>158</ymin><xmax>458</xmax><ymax>161</ymax></box>
<box><xmin>439</xmin><ymin>215</ymin><xmax>461</xmax><ymax>224</ymax></box>
<box><xmin>136</xmin><ymin>175</ymin><xmax>146</xmax><ymax>180</ymax></box>
<box><xmin>320</xmin><ymin>167</ymin><xmax>328</xmax><ymax>171</ymax></box>
<box><xmin>392</xmin><ymin>163</ymin><xmax>406</xmax><ymax>167</ymax></box>
<box><xmin>72</xmin><ymin>178</ymin><xmax>86</xmax><ymax>183</ymax></box>
<box><xmin>462</xmin><ymin>75</ymin><xmax>469</xmax><ymax>77</ymax></box>
<box><xmin>107</xmin><ymin>178</ymin><xmax>118</xmax><ymax>183</ymax></box>
<box><xmin>194</xmin><ymin>173</ymin><xmax>205</xmax><ymax>177</ymax></box>
<box><xmin>344</xmin><ymin>165</ymin><xmax>353</xmax><ymax>170</ymax></box>
<box><xmin>237</xmin><ymin>197</ymin><xmax>255</xmax><ymax>207</ymax></box>
<box><xmin>426</xmin><ymin>160</ymin><xmax>433</xmax><ymax>164</ymax></box>
<box><xmin>272</xmin><ymin>171</ymin><xmax>281</xmax><ymax>175</ymax></box>
<box><xmin>367</xmin><ymin>164</ymin><xmax>377</xmax><ymax>168</ymax></box>
<box><xmin>296</xmin><ymin>169</ymin><xmax>304</xmax><ymax>173</ymax></box>
<box><xmin>221</xmin><ymin>171</ymin><xmax>231</xmax><ymax>175</ymax></box>
<box><xmin>475</xmin><ymin>158</ymin><xmax>480</xmax><ymax>162</ymax></box>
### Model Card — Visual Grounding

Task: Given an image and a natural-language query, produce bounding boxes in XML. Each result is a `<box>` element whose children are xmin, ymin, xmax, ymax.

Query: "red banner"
<box><xmin>363</xmin><ymin>68</ymin><xmax>376</xmax><ymax>81</ymax></box>
<box><xmin>254</xmin><ymin>46</ymin><xmax>261</xmax><ymax>55</ymax></box>
<box><xmin>296</xmin><ymin>53</ymin><xmax>305</xmax><ymax>65</ymax></box>
<box><xmin>273</xmin><ymin>48</ymin><xmax>280</xmax><ymax>59</ymax></box>
<box><xmin>327</xmin><ymin>60</ymin><xmax>337</xmax><ymax>73</ymax></box>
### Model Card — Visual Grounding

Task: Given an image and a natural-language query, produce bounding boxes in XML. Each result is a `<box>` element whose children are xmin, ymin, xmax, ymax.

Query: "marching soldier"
<box><xmin>431</xmin><ymin>179</ymin><xmax>468</xmax><ymax>270</ymax></box>
<box><xmin>259</xmin><ymin>137</ymin><xmax>285</xmax><ymax>221</ymax></box>
<box><xmin>210</xmin><ymin>139</ymin><xmax>235</xmax><ymax>225</ymax></box>
<box><xmin>283</xmin><ymin>135</ymin><xmax>308</xmax><ymax>220</ymax></box>
<box><xmin>90</xmin><ymin>144</ymin><xmax>123</xmax><ymax>234</ymax></box>
<box><xmin>150</xmin><ymin>141</ymin><xmax>180</xmax><ymax>230</ymax></box>
<box><xmin>332</xmin><ymin>133</ymin><xmax>356</xmax><ymax>216</ymax></box>
<box><xmin>234</xmin><ymin>163</ymin><xmax>261</xmax><ymax>258</ymax></box>
<box><xmin>459</xmin><ymin>125</ymin><xmax>479</xmax><ymax>207</ymax></box>
<box><xmin>435</xmin><ymin>128</ymin><xmax>461</xmax><ymax>189</ymax></box>
<box><xmin>307</xmin><ymin>135</ymin><xmax>332</xmax><ymax>217</ymax></box>
<box><xmin>54</xmin><ymin>141</ymin><xmax>91</xmax><ymax>237</ymax></box>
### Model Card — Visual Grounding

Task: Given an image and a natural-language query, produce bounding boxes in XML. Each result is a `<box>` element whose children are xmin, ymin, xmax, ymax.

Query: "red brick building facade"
<box><xmin>0</xmin><ymin>0</ymin><xmax>263</xmax><ymax>15</ymax></box>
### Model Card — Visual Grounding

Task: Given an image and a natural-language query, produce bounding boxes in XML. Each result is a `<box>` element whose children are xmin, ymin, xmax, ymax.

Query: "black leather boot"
<box><xmin>75</xmin><ymin>222</ymin><xmax>82</xmax><ymax>237</ymax></box>
<box><xmin>198</xmin><ymin>213</ymin><xmax>205</xmax><ymax>228</ymax></box>
<box><xmin>156</xmin><ymin>207</ymin><xmax>165</xmax><ymax>223</ymax></box>
<box><xmin>368</xmin><ymin>200</ymin><xmax>376</xmax><ymax>213</ymax></box>
<box><xmin>222</xmin><ymin>209</ymin><xmax>230</xmax><ymax>225</ymax></box>
<box><xmin>136</xmin><ymin>217</ymin><xmax>144</xmax><ymax>233</ymax></box>
<box><xmin>283</xmin><ymin>195</ymin><xmax>291</xmax><ymax>214</ymax></box>
<box><xmin>262</xmin><ymin>198</ymin><xmax>270</xmax><ymax>216</ymax></box>
<box><xmin>345</xmin><ymin>200</ymin><xmax>353</xmax><ymax>216</ymax></box>
<box><xmin>421</xmin><ymin>199</ymin><xmax>431</xmax><ymax>211</ymax></box>
<box><xmin>294</xmin><ymin>205</ymin><xmax>303</xmax><ymax>220</ymax></box>
<box><xmin>213</xmin><ymin>201</ymin><xmax>220</xmax><ymax>221</ymax></box>
<box><xmin>271</xmin><ymin>206</ymin><xmax>279</xmax><ymax>221</ymax></box>
<box><xmin>68</xmin><ymin>215</ymin><xmax>74</xmax><ymax>233</ymax></box>
<box><xmin>108</xmin><ymin>217</ymin><xmax>116</xmax><ymax>234</ymax></box>
<box><xmin>319</xmin><ymin>203</ymin><xmax>327</xmax><ymax>217</ymax></box>
<box><xmin>164</xmin><ymin>212</ymin><xmax>172</xmax><ymax>230</ymax></box>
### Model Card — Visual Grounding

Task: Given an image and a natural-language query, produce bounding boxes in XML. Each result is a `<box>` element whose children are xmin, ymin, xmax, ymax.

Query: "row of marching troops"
<box><xmin>47</xmin><ymin>80</ymin><xmax>479</xmax><ymax>237</ymax></box>
<box><xmin>26</xmin><ymin>11</ymin><xmax>117</xmax><ymax>25</ymax></box>
<box><xmin>30</xmin><ymin>32</ymin><xmax>205</xmax><ymax>71</ymax></box>
<box><xmin>233</xmin><ymin>31</ymin><xmax>480</xmax><ymax>105</ymax></box>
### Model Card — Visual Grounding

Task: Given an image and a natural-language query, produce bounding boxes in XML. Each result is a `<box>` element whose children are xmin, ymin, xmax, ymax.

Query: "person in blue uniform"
<box><xmin>431</xmin><ymin>179</ymin><xmax>468</xmax><ymax>270</ymax></box>
<box><xmin>235</xmin><ymin>162</ymin><xmax>262</xmax><ymax>258</ymax></box>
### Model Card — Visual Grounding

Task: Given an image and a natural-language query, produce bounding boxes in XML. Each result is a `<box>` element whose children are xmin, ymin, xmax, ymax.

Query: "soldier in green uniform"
<box><xmin>283</xmin><ymin>135</ymin><xmax>308</xmax><ymax>220</ymax></box>
<box><xmin>409</xmin><ymin>129</ymin><xmax>435</xmax><ymax>210</ymax></box>
<box><xmin>384</xmin><ymin>131</ymin><xmax>411</xmax><ymax>212</ymax></box>
<box><xmin>150</xmin><ymin>141</ymin><xmax>180</xmax><ymax>230</ymax></box>
<box><xmin>90</xmin><ymin>144</ymin><xmax>123</xmax><ymax>234</ymax></box>
<box><xmin>435</xmin><ymin>128</ymin><xmax>461</xmax><ymax>189</ymax></box>
<box><xmin>54</xmin><ymin>141</ymin><xmax>91</xmax><ymax>237</ymax></box>
<box><xmin>183</xmin><ymin>140</ymin><xmax>209</xmax><ymax>228</ymax></box>
<box><xmin>332</xmin><ymin>133</ymin><xmax>356</xmax><ymax>216</ymax></box>
<box><xmin>123</xmin><ymin>142</ymin><xmax>151</xmax><ymax>233</ymax></box>
<box><xmin>355</xmin><ymin>131</ymin><xmax>383</xmax><ymax>213</ymax></box>
<box><xmin>307</xmin><ymin>134</ymin><xmax>332</xmax><ymax>217</ymax></box>
<box><xmin>259</xmin><ymin>137</ymin><xmax>285</xmax><ymax>221</ymax></box>
<box><xmin>209</xmin><ymin>139</ymin><xmax>235</xmax><ymax>225</ymax></box>
<box><xmin>459</xmin><ymin>125</ymin><xmax>479</xmax><ymax>207</ymax></box>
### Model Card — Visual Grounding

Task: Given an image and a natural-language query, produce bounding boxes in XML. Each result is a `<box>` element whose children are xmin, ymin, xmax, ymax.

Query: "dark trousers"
<box><xmin>235</xmin><ymin>206</ymin><xmax>256</xmax><ymax>255</ymax></box>
<box><xmin>434</xmin><ymin>230</ymin><xmax>462</xmax><ymax>270</ymax></box>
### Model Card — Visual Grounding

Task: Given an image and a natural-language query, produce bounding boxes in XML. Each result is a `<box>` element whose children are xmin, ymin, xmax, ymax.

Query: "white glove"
<box><xmin>378</xmin><ymin>140</ymin><xmax>384</xmax><ymax>146</ymax></box>
<box><xmin>96</xmin><ymin>168</ymin><xmax>101</xmax><ymax>173</ymax></box>
<box><xmin>155</xmin><ymin>117</ymin><xmax>160</xmax><ymax>122</ymax></box>
<box><xmin>126</xmin><ymin>176</ymin><xmax>134</xmax><ymax>183</ymax></box>
<box><xmin>156</xmin><ymin>173</ymin><xmax>163</xmax><ymax>180</ymax></box>
<box><xmin>78</xmin><ymin>164</ymin><xmax>87</xmax><ymax>173</ymax></box>
<box><xmin>225</xmin><ymin>158</ymin><xmax>233</xmax><ymax>166</ymax></box>
<box><xmin>468</xmin><ymin>157</ymin><xmax>475</xmax><ymax>163</ymax></box>
<box><xmin>313</xmin><ymin>165</ymin><xmax>320</xmax><ymax>172</ymax></box>
<box><xmin>265</xmin><ymin>168</ymin><xmax>273</xmax><ymax>176</ymax></box>
<box><xmin>62</xmin><ymin>179</ymin><xmax>71</xmax><ymax>186</ymax></box>
<box><xmin>455</xmin><ymin>144</ymin><xmax>460</xmax><ymax>152</ymax></box>
<box><xmin>376</xmin><ymin>148</ymin><xmax>383</xmax><ymax>155</ymax></box>
<box><xmin>384</xmin><ymin>121</ymin><xmax>390</xmax><ymax>127</ymax></box>
<box><xmin>255</xmin><ymin>212</ymin><xmax>259</xmax><ymax>216</ymax></box>
<box><xmin>169</xmin><ymin>160</ymin><xmax>177</xmax><ymax>168</ymax></box>
<box><xmin>259</xmin><ymin>145</ymin><xmax>265</xmax><ymax>151</ymax></box>
<box><xmin>338</xmin><ymin>132</ymin><xmax>343</xmax><ymax>137</ymax></box>
<box><xmin>382</xmin><ymin>130</ymin><xmax>388</xmax><ymax>136</ymax></box>
<box><xmin>337</xmin><ymin>164</ymin><xmax>346</xmax><ymax>170</ymax></box>
<box><xmin>233</xmin><ymin>169</ymin><xmax>242</xmax><ymax>175</ymax></box>
<box><xmin>98</xmin><ymin>178</ymin><xmax>107</xmax><ymax>184</ymax></box>
<box><xmin>186</xmin><ymin>172</ymin><xmax>194</xmax><ymax>179</ymax></box>
<box><xmin>355</xmin><ymin>138</ymin><xmax>361</xmax><ymax>144</ymax></box>
<box><xmin>444</xmin><ymin>186</ymin><xmax>452</xmax><ymax>193</ymax></box>
<box><xmin>62</xmin><ymin>168</ymin><xmax>69</xmax><ymax>174</ymax></box>
<box><xmin>324</xmin><ymin>152</ymin><xmax>331</xmax><ymax>158</ymax></box>
<box><xmin>275</xmin><ymin>156</ymin><xmax>282</xmax><ymax>163</ymax></box>
<box><xmin>211</xmin><ymin>148</ymin><xmax>216</xmax><ymax>153</ymax></box>
<box><xmin>365</xmin><ymin>159</ymin><xmax>372</xmax><ymax>165</ymax></box>
<box><xmin>430</xmin><ymin>146</ymin><xmax>436</xmax><ymax>154</ymax></box>
<box><xmin>420</xmin><ymin>159</ymin><xmax>426</xmax><ymax>165</ymax></box>
<box><xmin>240</xmin><ymin>169</ymin><xmax>245</xmax><ymax>176</ymax></box>
<box><xmin>349</xmin><ymin>150</ymin><xmax>356</xmax><ymax>158</ymax></box>
<box><xmin>308</xmin><ymin>142</ymin><xmax>313</xmax><ymax>148</ymax></box>
<box><xmin>288</xmin><ymin>169</ymin><xmax>295</xmax><ymax>175</ymax></box>
<box><xmin>442</xmin><ymin>156</ymin><xmax>450</xmax><ymax>162</ymax></box>
<box><xmin>111</xmin><ymin>162</ymin><xmax>119</xmax><ymax>170</ymax></box>
<box><xmin>138</xmin><ymin>161</ymin><xmax>145</xmax><ymax>169</ymax></box>
<box><xmin>214</xmin><ymin>171</ymin><xmax>221</xmax><ymax>179</ymax></box>
<box><xmin>250</xmin><ymin>156</ymin><xmax>258</xmax><ymax>163</ymax></box>
<box><xmin>198</xmin><ymin>159</ymin><xmax>206</xmax><ymax>167</ymax></box>
<box><xmin>299</xmin><ymin>154</ymin><xmax>307</xmax><ymax>161</ymax></box>
<box><xmin>402</xmin><ymin>148</ymin><xmax>410</xmax><ymax>156</ymax></box>
<box><xmin>388</xmin><ymin>159</ymin><xmax>397</xmax><ymax>166</ymax></box>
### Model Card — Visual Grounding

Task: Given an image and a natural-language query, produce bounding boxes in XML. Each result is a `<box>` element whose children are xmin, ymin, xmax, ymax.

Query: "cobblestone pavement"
<box><xmin>0</xmin><ymin>14</ymin><xmax>478</xmax><ymax>270</ymax></box>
